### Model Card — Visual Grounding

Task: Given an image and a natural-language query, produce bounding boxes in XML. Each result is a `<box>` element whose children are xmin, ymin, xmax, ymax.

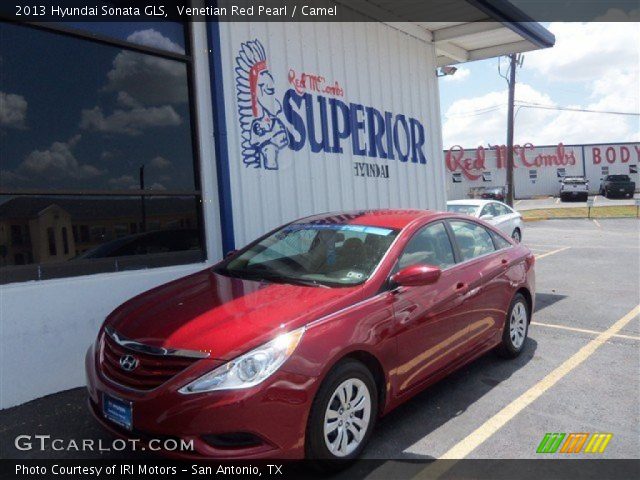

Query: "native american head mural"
<box><xmin>235</xmin><ymin>39</ymin><xmax>289</xmax><ymax>170</ymax></box>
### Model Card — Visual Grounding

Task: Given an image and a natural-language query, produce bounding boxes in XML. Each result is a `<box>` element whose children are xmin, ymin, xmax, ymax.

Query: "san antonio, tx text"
<box><xmin>16</xmin><ymin>464</ymin><xmax>284</xmax><ymax>476</ymax></box>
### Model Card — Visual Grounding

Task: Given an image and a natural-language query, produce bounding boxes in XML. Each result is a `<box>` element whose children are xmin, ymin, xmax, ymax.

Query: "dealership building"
<box><xmin>0</xmin><ymin>2</ymin><xmax>555</xmax><ymax>408</ymax></box>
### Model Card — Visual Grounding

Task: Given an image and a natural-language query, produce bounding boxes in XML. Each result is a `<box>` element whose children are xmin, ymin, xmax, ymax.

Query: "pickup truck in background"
<box><xmin>599</xmin><ymin>175</ymin><xmax>636</xmax><ymax>198</ymax></box>
<box><xmin>560</xmin><ymin>176</ymin><xmax>589</xmax><ymax>201</ymax></box>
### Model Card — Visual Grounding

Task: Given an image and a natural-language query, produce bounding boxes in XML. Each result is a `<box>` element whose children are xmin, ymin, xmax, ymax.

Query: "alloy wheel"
<box><xmin>323</xmin><ymin>378</ymin><xmax>371</xmax><ymax>457</ymax></box>
<box><xmin>509</xmin><ymin>301</ymin><xmax>528</xmax><ymax>349</ymax></box>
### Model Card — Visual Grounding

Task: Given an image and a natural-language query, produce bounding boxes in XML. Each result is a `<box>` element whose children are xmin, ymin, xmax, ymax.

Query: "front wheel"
<box><xmin>497</xmin><ymin>293</ymin><xmax>529</xmax><ymax>358</ymax></box>
<box><xmin>306</xmin><ymin>360</ymin><xmax>378</xmax><ymax>465</ymax></box>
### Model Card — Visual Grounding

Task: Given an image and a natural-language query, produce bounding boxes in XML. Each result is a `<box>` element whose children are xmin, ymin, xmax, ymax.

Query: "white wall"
<box><xmin>584</xmin><ymin>143</ymin><xmax>640</xmax><ymax>193</ymax></box>
<box><xmin>217</xmin><ymin>22</ymin><xmax>446</xmax><ymax>248</ymax></box>
<box><xmin>0</xmin><ymin>23</ymin><xmax>222</xmax><ymax>410</ymax></box>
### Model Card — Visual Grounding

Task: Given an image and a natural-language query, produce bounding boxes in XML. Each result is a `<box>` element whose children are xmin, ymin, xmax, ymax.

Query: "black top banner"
<box><xmin>0</xmin><ymin>0</ymin><xmax>639</xmax><ymax>22</ymax></box>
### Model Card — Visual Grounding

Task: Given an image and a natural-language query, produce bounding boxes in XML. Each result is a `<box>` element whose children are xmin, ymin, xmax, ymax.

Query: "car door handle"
<box><xmin>501</xmin><ymin>258</ymin><xmax>509</xmax><ymax>267</ymax></box>
<box><xmin>456</xmin><ymin>282</ymin><xmax>468</xmax><ymax>294</ymax></box>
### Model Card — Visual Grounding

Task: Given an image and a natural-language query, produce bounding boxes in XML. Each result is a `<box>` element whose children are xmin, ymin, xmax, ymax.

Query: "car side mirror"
<box><xmin>225</xmin><ymin>249</ymin><xmax>238</xmax><ymax>258</ymax></box>
<box><xmin>480</xmin><ymin>214</ymin><xmax>494</xmax><ymax>220</ymax></box>
<box><xmin>391</xmin><ymin>264</ymin><xmax>441</xmax><ymax>287</ymax></box>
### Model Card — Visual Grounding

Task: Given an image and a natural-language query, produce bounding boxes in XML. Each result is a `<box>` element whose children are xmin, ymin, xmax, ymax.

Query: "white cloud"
<box><xmin>108</xmin><ymin>174</ymin><xmax>137</xmax><ymax>189</ymax></box>
<box><xmin>0</xmin><ymin>91</ymin><xmax>27</xmax><ymax>129</ymax></box>
<box><xmin>442</xmin><ymin>67</ymin><xmax>470</xmax><ymax>82</ymax></box>
<box><xmin>127</xmin><ymin>29</ymin><xmax>184</xmax><ymax>54</ymax></box>
<box><xmin>150</xmin><ymin>155</ymin><xmax>171</xmax><ymax>169</ymax></box>
<box><xmin>80</xmin><ymin>105</ymin><xmax>182</xmax><ymax>136</ymax></box>
<box><xmin>443</xmin><ymin>22</ymin><xmax>640</xmax><ymax>148</ymax></box>
<box><xmin>443</xmin><ymin>82</ymin><xmax>639</xmax><ymax>148</ymax></box>
<box><xmin>20</xmin><ymin>135</ymin><xmax>104</xmax><ymax>180</ymax></box>
<box><xmin>105</xmin><ymin>30</ymin><xmax>187</xmax><ymax>106</ymax></box>
<box><xmin>525</xmin><ymin>22</ymin><xmax>639</xmax><ymax>82</ymax></box>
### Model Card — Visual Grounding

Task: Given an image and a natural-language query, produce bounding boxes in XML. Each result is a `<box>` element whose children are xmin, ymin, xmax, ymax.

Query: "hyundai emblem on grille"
<box><xmin>119</xmin><ymin>355</ymin><xmax>139</xmax><ymax>372</ymax></box>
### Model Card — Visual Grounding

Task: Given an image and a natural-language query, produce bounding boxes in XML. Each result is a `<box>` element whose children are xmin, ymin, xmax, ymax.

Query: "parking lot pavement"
<box><xmin>0</xmin><ymin>219</ymin><xmax>638</xmax><ymax>470</ymax></box>
<box><xmin>515</xmin><ymin>193</ymin><xmax>639</xmax><ymax>211</ymax></box>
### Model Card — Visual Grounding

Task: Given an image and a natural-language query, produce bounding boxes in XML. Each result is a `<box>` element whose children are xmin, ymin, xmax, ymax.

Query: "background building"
<box><xmin>445</xmin><ymin>142</ymin><xmax>640</xmax><ymax>199</ymax></box>
<box><xmin>0</xmin><ymin>2</ymin><xmax>554</xmax><ymax>408</ymax></box>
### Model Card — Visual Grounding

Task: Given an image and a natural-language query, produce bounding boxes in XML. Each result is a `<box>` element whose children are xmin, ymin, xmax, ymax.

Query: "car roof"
<box><xmin>296</xmin><ymin>209</ymin><xmax>443</xmax><ymax>230</ymax></box>
<box><xmin>447</xmin><ymin>199</ymin><xmax>495</xmax><ymax>207</ymax></box>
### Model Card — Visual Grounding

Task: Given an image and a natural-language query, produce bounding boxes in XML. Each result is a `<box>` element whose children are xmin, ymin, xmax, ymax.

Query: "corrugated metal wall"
<box><xmin>584</xmin><ymin>144</ymin><xmax>640</xmax><ymax>193</ymax></box>
<box><xmin>445</xmin><ymin>142</ymin><xmax>640</xmax><ymax>199</ymax></box>
<box><xmin>216</xmin><ymin>22</ymin><xmax>445</xmax><ymax>248</ymax></box>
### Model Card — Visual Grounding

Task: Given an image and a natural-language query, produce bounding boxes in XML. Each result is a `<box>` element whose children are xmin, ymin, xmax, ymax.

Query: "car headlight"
<box><xmin>178</xmin><ymin>327</ymin><xmax>305</xmax><ymax>394</ymax></box>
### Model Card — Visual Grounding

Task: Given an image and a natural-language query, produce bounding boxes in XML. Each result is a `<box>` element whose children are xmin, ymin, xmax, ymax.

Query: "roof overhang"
<box><xmin>340</xmin><ymin>0</ymin><xmax>555</xmax><ymax>66</ymax></box>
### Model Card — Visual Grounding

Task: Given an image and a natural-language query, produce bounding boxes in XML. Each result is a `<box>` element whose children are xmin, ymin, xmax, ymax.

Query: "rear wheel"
<box><xmin>497</xmin><ymin>293</ymin><xmax>529</xmax><ymax>358</ymax></box>
<box><xmin>306</xmin><ymin>360</ymin><xmax>378</xmax><ymax>466</ymax></box>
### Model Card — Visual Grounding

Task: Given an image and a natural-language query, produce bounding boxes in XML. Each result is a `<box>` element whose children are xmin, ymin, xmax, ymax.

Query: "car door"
<box><xmin>448</xmin><ymin>220</ymin><xmax>506</xmax><ymax>350</ymax></box>
<box><xmin>389</xmin><ymin>221</ymin><xmax>474</xmax><ymax>396</ymax></box>
<box><xmin>493</xmin><ymin>203</ymin><xmax>516</xmax><ymax>236</ymax></box>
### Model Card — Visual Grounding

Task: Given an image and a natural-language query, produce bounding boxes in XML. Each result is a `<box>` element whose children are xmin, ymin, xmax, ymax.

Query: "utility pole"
<box><xmin>505</xmin><ymin>53</ymin><xmax>517</xmax><ymax>207</ymax></box>
<box><xmin>139</xmin><ymin>165</ymin><xmax>146</xmax><ymax>233</ymax></box>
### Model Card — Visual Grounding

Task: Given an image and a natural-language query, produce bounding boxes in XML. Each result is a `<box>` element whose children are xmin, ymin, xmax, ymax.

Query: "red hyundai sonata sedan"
<box><xmin>86</xmin><ymin>209</ymin><xmax>535</xmax><ymax>461</ymax></box>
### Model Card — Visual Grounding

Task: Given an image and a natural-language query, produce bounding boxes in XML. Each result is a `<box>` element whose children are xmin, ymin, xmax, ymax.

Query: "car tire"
<box><xmin>306</xmin><ymin>359</ymin><xmax>378</xmax><ymax>467</ymax></box>
<box><xmin>497</xmin><ymin>293</ymin><xmax>529</xmax><ymax>359</ymax></box>
<box><xmin>511</xmin><ymin>228</ymin><xmax>521</xmax><ymax>243</ymax></box>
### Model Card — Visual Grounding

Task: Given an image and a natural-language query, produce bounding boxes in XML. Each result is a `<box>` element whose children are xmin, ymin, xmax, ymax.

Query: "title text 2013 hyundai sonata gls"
<box><xmin>86</xmin><ymin>209</ymin><xmax>535</xmax><ymax>461</ymax></box>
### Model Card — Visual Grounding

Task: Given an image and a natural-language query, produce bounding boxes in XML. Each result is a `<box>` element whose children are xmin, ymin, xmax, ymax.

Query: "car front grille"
<box><xmin>99</xmin><ymin>328</ymin><xmax>206</xmax><ymax>391</ymax></box>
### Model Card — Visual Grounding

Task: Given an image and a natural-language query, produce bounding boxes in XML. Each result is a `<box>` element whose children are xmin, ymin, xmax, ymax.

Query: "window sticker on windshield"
<box><xmin>284</xmin><ymin>224</ymin><xmax>394</xmax><ymax>236</ymax></box>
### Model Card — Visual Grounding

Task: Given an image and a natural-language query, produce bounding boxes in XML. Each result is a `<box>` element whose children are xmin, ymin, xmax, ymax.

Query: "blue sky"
<box><xmin>438</xmin><ymin>22</ymin><xmax>640</xmax><ymax>149</ymax></box>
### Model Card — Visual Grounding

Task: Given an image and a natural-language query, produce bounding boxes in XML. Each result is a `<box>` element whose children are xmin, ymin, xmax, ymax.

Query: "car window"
<box><xmin>493</xmin><ymin>203</ymin><xmax>511</xmax><ymax>216</ymax></box>
<box><xmin>447</xmin><ymin>204</ymin><xmax>479</xmax><ymax>216</ymax></box>
<box><xmin>450</xmin><ymin>221</ymin><xmax>496</xmax><ymax>261</ymax></box>
<box><xmin>397</xmin><ymin>223</ymin><xmax>455</xmax><ymax>270</ymax></box>
<box><xmin>480</xmin><ymin>203</ymin><xmax>498</xmax><ymax>217</ymax></box>
<box><xmin>490</xmin><ymin>230</ymin><xmax>512</xmax><ymax>250</ymax></box>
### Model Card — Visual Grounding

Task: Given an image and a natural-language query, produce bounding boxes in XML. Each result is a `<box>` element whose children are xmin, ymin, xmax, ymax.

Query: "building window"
<box><xmin>62</xmin><ymin>227</ymin><xmax>70</xmax><ymax>255</ymax></box>
<box><xmin>0</xmin><ymin>21</ymin><xmax>205</xmax><ymax>284</ymax></box>
<box><xmin>47</xmin><ymin>228</ymin><xmax>57</xmax><ymax>256</ymax></box>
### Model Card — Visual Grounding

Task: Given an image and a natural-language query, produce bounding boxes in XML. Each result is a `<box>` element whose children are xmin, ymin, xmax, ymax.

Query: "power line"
<box><xmin>514</xmin><ymin>101</ymin><xmax>640</xmax><ymax>116</ymax></box>
<box><xmin>445</xmin><ymin>104</ymin><xmax>505</xmax><ymax>118</ymax></box>
<box><xmin>445</xmin><ymin>101</ymin><xmax>640</xmax><ymax>118</ymax></box>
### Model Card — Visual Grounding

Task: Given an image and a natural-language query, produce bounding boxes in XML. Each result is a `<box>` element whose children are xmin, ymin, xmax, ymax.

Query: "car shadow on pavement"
<box><xmin>534</xmin><ymin>292</ymin><xmax>567</xmax><ymax>313</ymax></box>
<box><xmin>338</xmin><ymin>338</ymin><xmax>539</xmax><ymax>478</ymax></box>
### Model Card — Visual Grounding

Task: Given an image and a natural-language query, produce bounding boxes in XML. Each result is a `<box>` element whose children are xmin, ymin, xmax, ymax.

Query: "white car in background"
<box><xmin>447</xmin><ymin>199</ymin><xmax>524</xmax><ymax>242</ymax></box>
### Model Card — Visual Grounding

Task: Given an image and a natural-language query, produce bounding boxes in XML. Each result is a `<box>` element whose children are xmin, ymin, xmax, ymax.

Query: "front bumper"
<box><xmin>85</xmin><ymin>344</ymin><xmax>318</xmax><ymax>459</ymax></box>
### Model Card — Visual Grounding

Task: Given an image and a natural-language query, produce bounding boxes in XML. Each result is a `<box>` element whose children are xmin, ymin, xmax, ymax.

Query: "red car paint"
<box><xmin>86</xmin><ymin>209</ymin><xmax>535</xmax><ymax>459</ymax></box>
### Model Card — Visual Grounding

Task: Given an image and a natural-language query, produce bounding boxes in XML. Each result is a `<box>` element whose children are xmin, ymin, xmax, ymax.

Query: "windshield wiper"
<box><xmin>281</xmin><ymin>277</ymin><xmax>331</xmax><ymax>289</ymax></box>
<box><xmin>217</xmin><ymin>266</ymin><xmax>332</xmax><ymax>288</ymax></box>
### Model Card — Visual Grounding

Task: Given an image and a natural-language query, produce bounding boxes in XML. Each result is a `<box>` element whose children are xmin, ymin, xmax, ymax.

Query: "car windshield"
<box><xmin>216</xmin><ymin>223</ymin><xmax>399</xmax><ymax>287</ymax></box>
<box><xmin>563</xmin><ymin>177</ymin><xmax>587</xmax><ymax>184</ymax></box>
<box><xmin>447</xmin><ymin>204</ymin><xmax>479</xmax><ymax>215</ymax></box>
<box><xmin>608</xmin><ymin>175</ymin><xmax>630</xmax><ymax>181</ymax></box>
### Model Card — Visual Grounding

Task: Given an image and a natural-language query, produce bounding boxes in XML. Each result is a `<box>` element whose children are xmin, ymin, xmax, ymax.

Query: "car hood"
<box><xmin>106</xmin><ymin>268</ymin><xmax>363</xmax><ymax>360</ymax></box>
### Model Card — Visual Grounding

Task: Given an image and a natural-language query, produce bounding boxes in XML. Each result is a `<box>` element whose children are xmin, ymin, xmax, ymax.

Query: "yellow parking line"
<box><xmin>555</xmin><ymin>197</ymin><xmax>560</xmax><ymax>204</ymax></box>
<box><xmin>532</xmin><ymin>321</ymin><xmax>640</xmax><ymax>341</ymax></box>
<box><xmin>416</xmin><ymin>304</ymin><xmax>640</xmax><ymax>468</ymax></box>
<box><xmin>534</xmin><ymin>246</ymin><xmax>570</xmax><ymax>259</ymax></box>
